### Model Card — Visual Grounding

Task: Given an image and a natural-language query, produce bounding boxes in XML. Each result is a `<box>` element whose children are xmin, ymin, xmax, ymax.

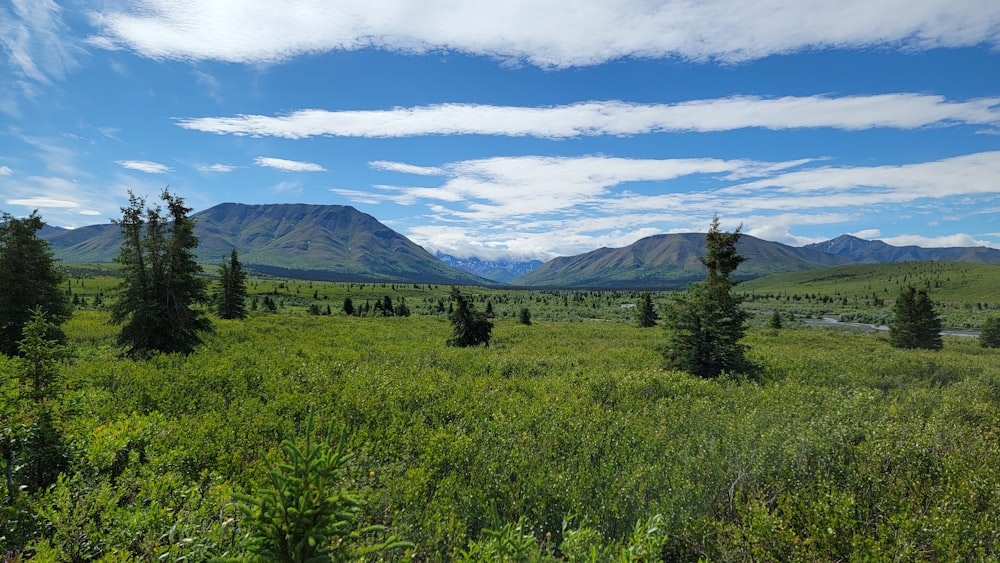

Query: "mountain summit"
<box><xmin>805</xmin><ymin>234</ymin><xmax>1000</xmax><ymax>264</ymax></box>
<box><xmin>42</xmin><ymin>203</ymin><xmax>490</xmax><ymax>285</ymax></box>
<box><xmin>511</xmin><ymin>233</ymin><xmax>854</xmax><ymax>288</ymax></box>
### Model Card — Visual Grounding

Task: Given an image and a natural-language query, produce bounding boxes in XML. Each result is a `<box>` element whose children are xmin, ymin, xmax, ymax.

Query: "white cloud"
<box><xmin>370</xmin><ymin>161</ymin><xmax>444</xmax><ymax>175</ymax></box>
<box><xmin>6</xmin><ymin>197</ymin><xmax>79</xmax><ymax>208</ymax></box>
<box><xmin>881</xmin><ymin>233</ymin><xmax>996</xmax><ymax>248</ymax></box>
<box><xmin>254</xmin><ymin>156</ymin><xmax>326</xmax><ymax>172</ymax></box>
<box><xmin>197</xmin><ymin>163</ymin><xmax>236</xmax><ymax>173</ymax></box>
<box><xmin>1</xmin><ymin>0</ymin><xmax>79</xmax><ymax>85</ymax></box>
<box><xmin>724</xmin><ymin>152</ymin><xmax>1000</xmax><ymax>202</ymax></box>
<box><xmin>89</xmin><ymin>0</ymin><xmax>1000</xmax><ymax>67</ymax></box>
<box><xmin>850</xmin><ymin>229</ymin><xmax>882</xmax><ymax>239</ymax></box>
<box><xmin>175</xmin><ymin>95</ymin><xmax>1000</xmax><ymax>139</ymax></box>
<box><xmin>0</xmin><ymin>165</ymin><xmax>12</xmax><ymax>175</ymax></box>
<box><xmin>358</xmin><ymin>151</ymin><xmax>1000</xmax><ymax>257</ymax></box>
<box><xmin>273</xmin><ymin>180</ymin><xmax>302</xmax><ymax>193</ymax></box>
<box><xmin>116</xmin><ymin>159</ymin><xmax>172</xmax><ymax>173</ymax></box>
<box><xmin>743</xmin><ymin>213</ymin><xmax>853</xmax><ymax>246</ymax></box>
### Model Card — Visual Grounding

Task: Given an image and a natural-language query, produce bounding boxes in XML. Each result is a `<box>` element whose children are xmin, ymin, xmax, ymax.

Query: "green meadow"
<box><xmin>4</xmin><ymin>262</ymin><xmax>1000</xmax><ymax>560</ymax></box>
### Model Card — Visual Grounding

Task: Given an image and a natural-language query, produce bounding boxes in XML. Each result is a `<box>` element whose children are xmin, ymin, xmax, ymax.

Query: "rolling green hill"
<box><xmin>740</xmin><ymin>261</ymin><xmax>1000</xmax><ymax>305</ymax></box>
<box><xmin>42</xmin><ymin>203</ymin><xmax>491</xmax><ymax>285</ymax></box>
<box><xmin>512</xmin><ymin>233</ymin><xmax>855</xmax><ymax>288</ymax></box>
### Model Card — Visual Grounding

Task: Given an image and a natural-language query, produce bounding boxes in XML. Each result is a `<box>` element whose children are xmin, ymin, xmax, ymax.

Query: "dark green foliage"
<box><xmin>518</xmin><ymin>308</ymin><xmax>532</xmax><ymax>325</ymax></box>
<box><xmin>235</xmin><ymin>412</ymin><xmax>405</xmax><ymax>562</ymax></box>
<box><xmin>110</xmin><ymin>190</ymin><xmax>212</xmax><ymax>357</ymax></box>
<box><xmin>637</xmin><ymin>294</ymin><xmax>658</xmax><ymax>327</ymax></box>
<box><xmin>447</xmin><ymin>287</ymin><xmax>492</xmax><ymax>347</ymax></box>
<box><xmin>16</xmin><ymin>307</ymin><xmax>64</xmax><ymax>402</ymax></box>
<box><xmin>663</xmin><ymin>217</ymin><xmax>750</xmax><ymax>378</ymax></box>
<box><xmin>769</xmin><ymin>311</ymin><xmax>783</xmax><ymax>329</ymax></box>
<box><xmin>889</xmin><ymin>286</ymin><xmax>942</xmax><ymax>350</ymax></box>
<box><xmin>217</xmin><ymin>249</ymin><xmax>248</xmax><ymax>320</ymax></box>
<box><xmin>0</xmin><ymin>211</ymin><xmax>71</xmax><ymax>356</ymax></box>
<box><xmin>342</xmin><ymin>297</ymin><xmax>354</xmax><ymax>316</ymax></box>
<box><xmin>1</xmin><ymin>308</ymin><xmax>69</xmax><ymax>522</ymax></box>
<box><xmin>19</xmin><ymin>408</ymin><xmax>69</xmax><ymax>494</ymax></box>
<box><xmin>980</xmin><ymin>316</ymin><xmax>1000</xmax><ymax>348</ymax></box>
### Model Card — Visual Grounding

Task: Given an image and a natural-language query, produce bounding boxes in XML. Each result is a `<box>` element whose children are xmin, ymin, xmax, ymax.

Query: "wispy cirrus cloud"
<box><xmin>1</xmin><ymin>0</ymin><xmax>79</xmax><ymax>84</ymax></box>
<box><xmin>89</xmin><ymin>0</ymin><xmax>1000</xmax><ymax>67</ymax></box>
<box><xmin>196</xmin><ymin>163</ymin><xmax>237</xmax><ymax>173</ymax></box>
<box><xmin>116</xmin><ymin>159</ymin><xmax>172</xmax><ymax>173</ymax></box>
<box><xmin>254</xmin><ymin>156</ymin><xmax>325</xmax><ymax>172</ymax></box>
<box><xmin>175</xmin><ymin>95</ymin><xmax>1000</xmax><ymax>139</ymax></box>
<box><xmin>0</xmin><ymin>166</ymin><xmax>12</xmax><ymax>176</ymax></box>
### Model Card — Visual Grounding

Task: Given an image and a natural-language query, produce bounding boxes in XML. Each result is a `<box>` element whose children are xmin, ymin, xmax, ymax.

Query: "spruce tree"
<box><xmin>447</xmin><ymin>287</ymin><xmax>493</xmax><ymax>347</ymax></box>
<box><xmin>217</xmin><ymin>249</ymin><xmax>248</xmax><ymax>320</ymax></box>
<box><xmin>0</xmin><ymin>211</ymin><xmax>71</xmax><ymax>356</ymax></box>
<box><xmin>663</xmin><ymin>216</ymin><xmax>750</xmax><ymax>378</ymax></box>
<box><xmin>889</xmin><ymin>285</ymin><xmax>942</xmax><ymax>350</ymax></box>
<box><xmin>110</xmin><ymin>190</ymin><xmax>212</xmax><ymax>357</ymax></box>
<box><xmin>518</xmin><ymin>307</ymin><xmax>532</xmax><ymax>325</ymax></box>
<box><xmin>768</xmin><ymin>311</ymin><xmax>783</xmax><ymax>329</ymax></box>
<box><xmin>980</xmin><ymin>315</ymin><xmax>1000</xmax><ymax>348</ymax></box>
<box><xmin>637</xmin><ymin>294</ymin><xmax>658</xmax><ymax>327</ymax></box>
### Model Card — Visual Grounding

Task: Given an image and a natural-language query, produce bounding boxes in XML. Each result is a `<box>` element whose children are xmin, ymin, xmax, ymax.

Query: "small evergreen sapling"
<box><xmin>234</xmin><ymin>411</ymin><xmax>408</xmax><ymax>562</ymax></box>
<box><xmin>447</xmin><ymin>287</ymin><xmax>493</xmax><ymax>347</ymax></box>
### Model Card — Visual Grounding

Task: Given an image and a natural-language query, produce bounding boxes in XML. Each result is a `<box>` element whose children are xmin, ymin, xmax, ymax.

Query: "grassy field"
<box><xmin>740</xmin><ymin>261</ymin><xmax>1000</xmax><ymax>329</ymax></box>
<box><xmin>3</xmin><ymin>263</ymin><xmax>1000</xmax><ymax>560</ymax></box>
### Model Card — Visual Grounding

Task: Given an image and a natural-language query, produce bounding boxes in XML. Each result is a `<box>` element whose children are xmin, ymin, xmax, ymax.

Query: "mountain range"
<box><xmin>40</xmin><ymin>203</ymin><xmax>491</xmax><ymax>285</ymax></box>
<box><xmin>38</xmin><ymin>203</ymin><xmax>1000</xmax><ymax>288</ymax></box>
<box><xmin>435</xmin><ymin>253</ymin><xmax>545</xmax><ymax>284</ymax></box>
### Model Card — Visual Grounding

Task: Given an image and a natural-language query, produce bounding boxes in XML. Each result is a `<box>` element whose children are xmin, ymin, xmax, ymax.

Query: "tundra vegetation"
<box><xmin>2</xmin><ymin>221</ymin><xmax>1000</xmax><ymax>559</ymax></box>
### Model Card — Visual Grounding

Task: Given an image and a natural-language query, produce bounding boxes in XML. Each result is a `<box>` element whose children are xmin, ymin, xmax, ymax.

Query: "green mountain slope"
<box><xmin>740</xmin><ymin>261</ymin><xmax>1000</xmax><ymax>305</ymax></box>
<box><xmin>512</xmin><ymin>233</ymin><xmax>856</xmax><ymax>288</ymax></box>
<box><xmin>42</xmin><ymin>203</ymin><xmax>491</xmax><ymax>285</ymax></box>
<box><xmin>806</xmin><ymin>234</ymin><xmax>1000</xmax><ymax>264</ymax></box>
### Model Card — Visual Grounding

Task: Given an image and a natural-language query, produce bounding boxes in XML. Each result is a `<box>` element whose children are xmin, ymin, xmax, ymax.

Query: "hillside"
<box><xmin>42</xmin><ymin>203</ymin><xmax>491</xmax><ymax>285</ymax></box>
<box><xmin>806</xmin><ymin>234</ymin><xmax>1000</xmax><ymax>264</ymax></box>
<box><xmin>512</xmin><ymin>233</ymin><xmax>855</xmax><ymax>288</ymax></box>
<box><xmin>740</xmin><ymin>261</ymin><xmax>1000</xmax><ymax>305</ymax></box>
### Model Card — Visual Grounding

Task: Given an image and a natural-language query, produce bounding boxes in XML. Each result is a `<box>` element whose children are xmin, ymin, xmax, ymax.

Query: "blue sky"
<box><xmin>2</xmin><ymin>0</ymin><xmax>999</xmax><ymax>260</ymax></box>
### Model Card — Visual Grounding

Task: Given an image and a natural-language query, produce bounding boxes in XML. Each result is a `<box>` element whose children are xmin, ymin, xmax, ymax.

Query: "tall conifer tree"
<box><xmin>889</xmin><ymin>285</ymin><xmax>942</xmax><ymax>350</ymax></box>
<box><xmin>663</xmin><ymin>216</ymin><xmax>750</xmax><ymax>378</ymax></box>
<box><xmin>217</xmin><ymin>249</ymin><xmax>248</xmax><ymax>320</ymax></box>
<box><xmin>637</xmin><ymin>294</ymin><xmax>659</xmax><ymax>327</ymax></box>
<box><xmin>111</xmin><ymin>190</ymin><xmax>211</xmax><ymax>357</ymax></box>
<box><xmin>0</xmin><ymin>211</ymin><xmax>71</xmax><ymax>356</ymax></box>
